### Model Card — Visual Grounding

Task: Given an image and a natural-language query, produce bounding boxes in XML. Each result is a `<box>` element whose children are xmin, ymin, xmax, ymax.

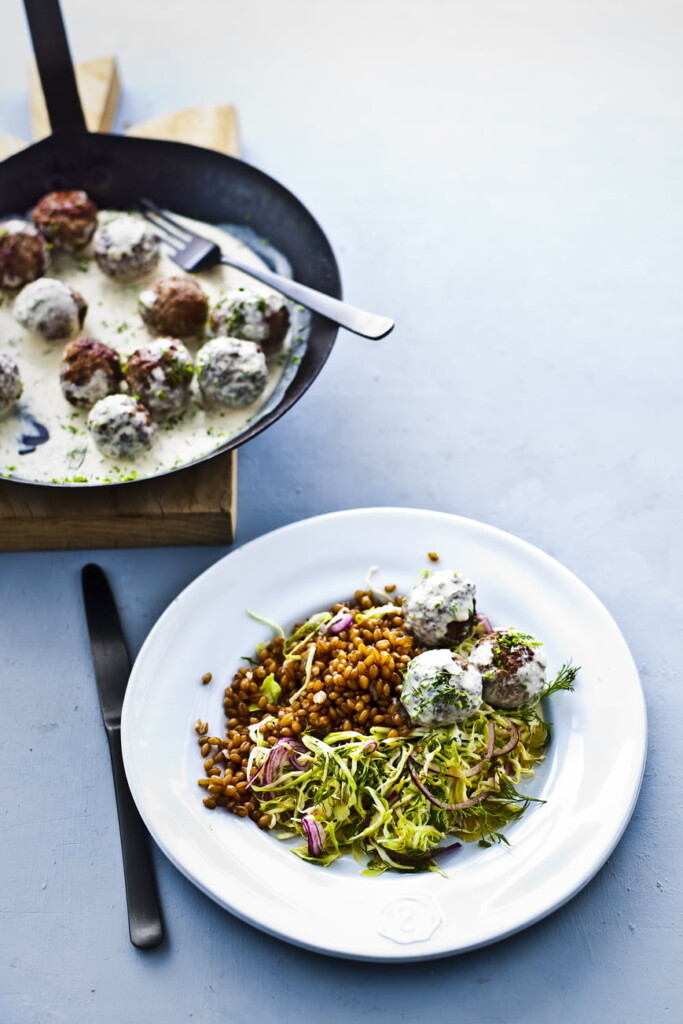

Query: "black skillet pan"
<box><xmin>0</xmin><ymin>0</ymin><xmax>342</xmax><ymax>486</ymax></box>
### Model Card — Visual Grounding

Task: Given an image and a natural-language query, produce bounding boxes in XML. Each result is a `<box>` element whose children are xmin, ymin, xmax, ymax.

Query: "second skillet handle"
<box><xmin>22</xmin><ymin>0</ymin><xmax>87</xmax><ymax>133</ymax></box>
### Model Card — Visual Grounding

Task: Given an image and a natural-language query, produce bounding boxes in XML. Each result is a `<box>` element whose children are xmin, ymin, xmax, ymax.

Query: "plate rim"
<box><xmin>121</xmin><ymin>506</ymin><xmax>648</xmax><ymax>960</ymax></box>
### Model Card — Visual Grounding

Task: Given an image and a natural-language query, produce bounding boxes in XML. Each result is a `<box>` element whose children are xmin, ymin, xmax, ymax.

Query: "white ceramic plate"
<box><xmin>121</xmin><ymin>508</ymin><xmax>647</xmax><ymax>961</ymax></box>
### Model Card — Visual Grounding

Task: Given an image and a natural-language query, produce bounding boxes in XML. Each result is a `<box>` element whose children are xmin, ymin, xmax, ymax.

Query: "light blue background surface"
<box><xmin>0</xmin><ymin>1</ymin><xmax>680</xmax><ymax>1021</ymax></box>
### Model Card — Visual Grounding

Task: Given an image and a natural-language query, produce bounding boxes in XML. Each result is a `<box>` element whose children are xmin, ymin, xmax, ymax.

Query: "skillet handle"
<box><xmin>23</xmin><ymin>0</ymin><xmax>87</xmax><ymax>133</ymax></box>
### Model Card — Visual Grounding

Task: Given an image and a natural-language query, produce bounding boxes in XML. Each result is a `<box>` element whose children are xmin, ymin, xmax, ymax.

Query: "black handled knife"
<box><xmin>81</xmin><ymin>563</ymin><xmax>164</xmax><ymax>949</ymax></box>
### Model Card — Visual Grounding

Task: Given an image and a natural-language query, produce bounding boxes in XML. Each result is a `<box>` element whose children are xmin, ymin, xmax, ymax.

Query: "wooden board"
<box><xmin>0</xmin><ymin>69</ymin><xmax>240</xmax><ymax>550</ymax></box>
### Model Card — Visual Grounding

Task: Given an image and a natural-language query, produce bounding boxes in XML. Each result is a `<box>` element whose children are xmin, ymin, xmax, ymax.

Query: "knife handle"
<box><xmin>105</xmin><ymin>727</ymin><xmax>164</xmax><ymax>949</ymax></box>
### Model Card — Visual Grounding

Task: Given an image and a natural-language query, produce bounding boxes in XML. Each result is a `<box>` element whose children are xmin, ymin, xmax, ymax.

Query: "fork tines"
<box><xmin>138</xmin><ymin>197</ymin><xmax>192</xmax><ymax>251</ymax></box>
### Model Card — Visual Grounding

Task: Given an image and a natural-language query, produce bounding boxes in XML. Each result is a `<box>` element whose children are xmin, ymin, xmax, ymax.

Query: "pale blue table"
<box><xmin>1</xmin><ymin>2</ymin><xmax>680</xmax><ymax>1021</ymax></box>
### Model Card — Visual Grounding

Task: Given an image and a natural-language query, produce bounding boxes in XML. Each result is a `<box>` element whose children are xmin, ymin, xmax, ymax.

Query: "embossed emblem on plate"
<box><xmin>377</xmin><ymin>895</ymin><xmax>442</xmax><ymax>944</ymax></box>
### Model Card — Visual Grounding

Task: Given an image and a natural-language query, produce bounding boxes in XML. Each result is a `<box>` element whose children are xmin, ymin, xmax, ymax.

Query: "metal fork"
<box><xmin>138</xmin><ymin>198</ymin><xmax>394</xmax><ymax>340</ymax></box>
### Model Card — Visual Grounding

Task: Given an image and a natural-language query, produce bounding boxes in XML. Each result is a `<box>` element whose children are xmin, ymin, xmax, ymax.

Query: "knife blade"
<box><xmin>81</xmin><ymin>563</ymin><xmax>164</xmax><ymax>949</ymax></box>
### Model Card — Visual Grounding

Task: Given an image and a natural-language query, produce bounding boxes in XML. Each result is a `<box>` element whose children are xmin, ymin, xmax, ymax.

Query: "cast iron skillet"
<box><xmin>1</xmin><ymin>0</ymin><xmax>341</xmax><ymax>486</ymax></box>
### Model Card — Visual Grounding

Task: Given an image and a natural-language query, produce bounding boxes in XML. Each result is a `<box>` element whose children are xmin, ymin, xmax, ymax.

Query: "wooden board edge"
<box><xmin>0</xmin><ymin>510</ymin><xmax>235</xmax><ymax>551</ymax></box>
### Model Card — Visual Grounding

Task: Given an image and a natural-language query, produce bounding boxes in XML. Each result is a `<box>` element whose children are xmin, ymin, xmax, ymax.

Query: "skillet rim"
<box><xmin>0</xmin><ymin>128</ymin><xmax>342</xmax><ymax>488</ymax></box>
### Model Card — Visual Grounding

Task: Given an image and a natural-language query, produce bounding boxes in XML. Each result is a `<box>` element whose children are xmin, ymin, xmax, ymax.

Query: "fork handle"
<box><xmin>220</xmin><ymin>256</ymin><xmax>394</xmax><ymax>340</ymax></box>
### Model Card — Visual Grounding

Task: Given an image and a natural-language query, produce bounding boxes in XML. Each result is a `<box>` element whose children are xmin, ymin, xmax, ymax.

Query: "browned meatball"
<box><xmin>125</xmin><ymin>338</ymin><xmax>194</xmax><ymax>419</ymax></box>
<box><xmin>139</xmin><ymin>276</ymin><xmax>209</xmax><ymax>338</ymax></box>
<box><xmin>59</xmin><ymin>337</ymin><xmax>123</xmax><ymax>409</ymax></box>
<box><xmin>32</xmin><ymin>190</ymin><xmax>98</xmax><ymax>252</ymax></box>
<box><xmin>0</xmin><ymin>221</ymin><xmax>49</xmax><ymax>290</ymax></box>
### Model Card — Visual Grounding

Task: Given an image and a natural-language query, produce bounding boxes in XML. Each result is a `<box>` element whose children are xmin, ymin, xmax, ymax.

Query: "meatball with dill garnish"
<box><xmin>402</xmin><ymin>570</ymin><xmax>477</xmax><ymax>647</ymax></box>
<box><xmin>469</xmin><ymin>628</ymin><xmax>547</xmax><ymax>710</ymax></box>
<box><xmin>87</xmin><ymin>394</ymin><xmax>156</xmax><ymax>459</ymax></box>
<box><xmin>125</xmin><ymin>338</ymin><xmax>194</xmax><ymax>420</ymax></box>
<box><xmin>0</xmin><ymin>220</ymin><xmax>49</xmax><ymax>290</ymax></box>
<box><xmin>0</xmin><ymin>353</ymin><xmax>22</xmax><ymax>417</ymax></box>
<box><xmin>94</xmin><ymin>214</ymin><xmax>160</xmax><ymax>283</ymax></box>
<box><xmin>32</xmin><ymin>190</ymin><xmax>98</xmax><ymax>252</ymax></box>
<box><xmin>139</xmin><ymin>276</ymin><xmax>209</xmax><ymax>338</ymax></box>
<box><xmin>210</xmin><ymin>289</ymin><xmax>290</xmax><ymax>353</ymax></box>
<box><xmin>14</xmin><ymin>277</ymin><xmax>87</xmax><ymax>340</ymax></box>
<box><xmin>196</xmin><ymin>336</ymin><xmax>268</xmax><ymax>408</ymax></box>
<box><xmin>400</xmin><ymin>649</ymin><xmax>483</xmax><ymax>728</ymax></box>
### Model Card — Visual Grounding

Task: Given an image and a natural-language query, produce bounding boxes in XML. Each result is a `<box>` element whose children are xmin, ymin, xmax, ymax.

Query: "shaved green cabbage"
<box><xmin>248</xmin><ymin>703</ymin><xmax>551</xmax><ymax>874</ymax></box>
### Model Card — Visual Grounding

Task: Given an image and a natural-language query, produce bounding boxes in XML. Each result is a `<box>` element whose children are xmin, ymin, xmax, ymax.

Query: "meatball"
<box><xmin>139</xmin><ymin>276</ymin><xmax>208</xmax><ymax>337</ymax></box>
<box><xmin>0</xmin><ymin>220</ymin><xmax>49</xmax><ymax>290</ymax></box>
<box><xmin>125</xmin><ymin>338</ymin><xmax>194</xmax><ymax>419</ymax></box>
<box><xmin>32</xmin><ymin>190</ymin><xmax>98</xmax><ymax>252</ymax></box>
<box><xmin>59</xmin><ymin>337</ymin><xmax>123</xmax><ymax>409</ymax></box>
<box><xmin>0</xmin><ymin>353</ymin><xmax>22</xmax><ymax>417</ymax></box>
<box><xmin>403</xmin><ymin>570</ymin><xmax>477</xmax><ymax>647</ymax></box>
<box><xmin>196</xmin><ymin>337</ymin><xmax>268</xmax><ymax>408</ymax></box>
<box><xmin>14</xmin><ymin>278</ymin><xmax>87</xmax><ymax>340</ymax></box>
<box><xmin>87</xmin><ymin>394</ymin><xmax>156</xmax><ymax>459</ymax></box>
<box><xmin>211</xmin><ymin>289</ymin><xmax>289</xmax><ymax>352</ymax></box>
<box><xmin>401</xmin><ymin>649</ymin><xmax>483</xmax><ymax>728</ymax></box>
<box><xmin>469</xmin><ymin>629</ymin><xmax>547</xmax><ymax>710</ymax></box>
<box><xmin>94</xmin><ymin>214</ymin><xmax>160</xmax><ymax>283</ymax></box>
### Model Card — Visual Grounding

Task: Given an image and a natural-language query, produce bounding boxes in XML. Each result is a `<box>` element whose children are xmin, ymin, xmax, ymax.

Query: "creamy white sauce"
<box><xmin>469</xmin><ymin>632</ymin><xmax>547</xmax><ymax>706</ymax></box>
<box><xmin>403</xmin><ymin>571</ymin><xmax>477</xmax><ymax>645</ymax></box>
<box><xmin>0</xmin><ymin>211</ymin><xmax>309</xmax><ymax>485</ymax></box>
<box><xmin>213</xmin><ymin>289</ymin><xmax>283</xmax><ymax>343</ymax></box>
<box><xmin>401</xmin><ymin>649</ymin><xmax>483</xmax><ymax>727</ymax></box>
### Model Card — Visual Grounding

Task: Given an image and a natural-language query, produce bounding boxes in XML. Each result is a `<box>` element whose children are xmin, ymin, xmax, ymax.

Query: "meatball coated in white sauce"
<box><xmin>401</xmin><ymin>649</ymin><xmax>483</xmax><ymax>727</ymax></box>
<box><xmin>211</xmin><ymin>289</ymin><xmax>290</xmax><ymax>352</ymax></box>
<box><xmin>469</xmin><ymin>629</ymin><xmax>547</xmax><ymax>710</ymax></box>
<box><xmin>94</xmin><ymin>215</ymin><xmax>160</xmax><ymax>283</ymax></box>
<box><xmin>59</xmin><ymin>337</ymin><xmax>123</xmax><ymax>409</ymax></box>
<box><xmin>0</xmin><ymin>220</ymin><xmax>49</xmax><ymax>290</ymax></box>
<box><xmin>14</xmin><ymin>277</ymin><xmax>87</xmax><ymax>340</ymax></box>
<box><xmin>403</xmin><ymin>570</ymin><xmax>477</xmax><ymax>646</ymax></box>
<box><xmin>0</xmin><ymin>353</ymin><xmax>22</xmax><ymax>417</ymax></box>
<box><xmin>196</xmin><ymin>336</ymin><xmax>268</xmax><ymax>407</ymax></box>
<box><xmin>125</xmin><ymin>338</ymin><xmax>194</xmax><ymax>419</ymax></box>
<box><xmin>87</xmin><ymin>394</ymin><xmax>156</xmax><ymax>459</ymax></box>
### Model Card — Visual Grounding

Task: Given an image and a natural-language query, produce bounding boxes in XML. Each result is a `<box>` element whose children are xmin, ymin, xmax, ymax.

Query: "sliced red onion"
<box><xmin>464</xmin><ymin>719</ymin><xmax>520</xmax><ymax>775</ymax></box>
<box><xmin>322</xmin><ymin>609</ymin><xmax>354</xmax><ymax>635</ymax></box>
<box><xmin>262</xmin><ymin>742</ymin><xmax>292</xmax><ymax>787</ymax></box>
<box><xmin>476</xmin><ymin>614</ymin><xmax>494</xmax><ymax>634</ymax></box>
<box><xmin>282</xmin><ymin>736</ymin><xmax>307</xmax><ymax>769</ymax></box>
<box><xmin>362</xmin><ymin>740</ymin><xmax>378</xmax><ymax>753</ymax></box>
<box><xmin>247</xmin><ymin>738</ymin><xmax>307</xmax><ymax>790</ymax></box>
<box><xmin>429</xmin><ymin>840</ymin><xmax>463</xmax><ymax>860</ymax></box>
<box><xmin>408</xmin><ymin>757</ymin><xmax>488</xmax><ymax>812</ymax></box>
<box><xmin>486</xmin><ymin>721</ymin><xmax>496</xmax><ymax>759</ymax></box>
<box><xmin>302</xmin><ymin>815</ymin><xmax>326</xmax><ymax>856</ymax></box>
<box><xmin>245</xmin><ymin>759</ymin><xmax>268</xmax><ymax>790</ymax></box>
<box><xmin>492</xmin><ymin>719</ymin><xmax>520</xmax><ymax>757</ymax></box>
<box><xmin>384</xmin><ymin>840</ymin><xmax>462</xmax><ymax>869</ymax></box>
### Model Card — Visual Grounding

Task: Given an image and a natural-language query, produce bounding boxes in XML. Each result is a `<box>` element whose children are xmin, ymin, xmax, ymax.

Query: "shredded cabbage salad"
<box><xmin>241</xmin><ymin>598</ymin><xmax>577</xmax><ymax>875</ymax></box>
